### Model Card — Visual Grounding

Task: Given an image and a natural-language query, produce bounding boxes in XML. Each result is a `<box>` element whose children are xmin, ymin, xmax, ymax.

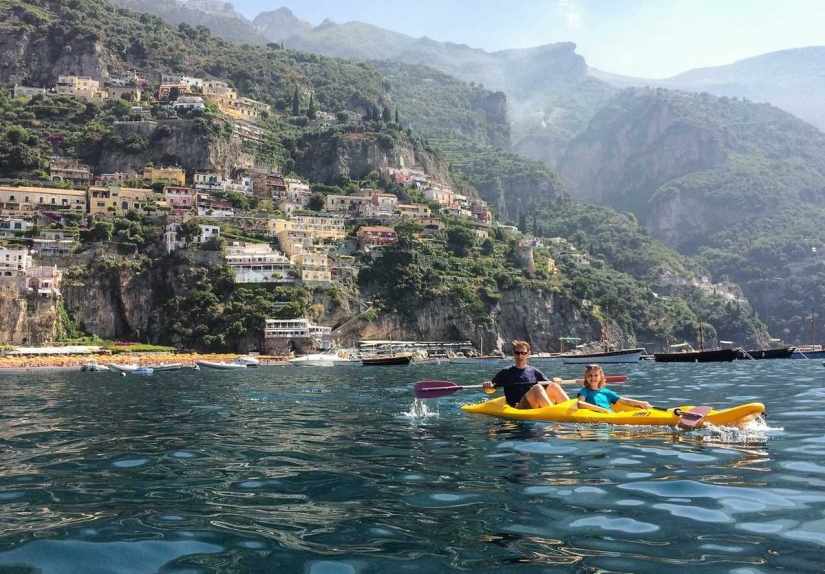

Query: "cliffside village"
<box><xmin>1</xmin><ymin>72</ymin><xmax>508</xmax><ymax>349</ymax></box>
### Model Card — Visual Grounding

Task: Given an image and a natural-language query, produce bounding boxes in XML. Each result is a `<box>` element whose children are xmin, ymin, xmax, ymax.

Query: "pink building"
<box><xmin>163</xmin><ymin>186</ymin><xmax>196</xmax><ymax>215</ymax></box>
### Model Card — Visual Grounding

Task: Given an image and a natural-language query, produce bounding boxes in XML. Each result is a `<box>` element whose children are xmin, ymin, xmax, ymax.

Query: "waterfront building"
<box><xmin>263</xmin><ymin>318</ymin><xmax>332</xmax><ymax>353</ymax></box>
<box><xmin>223</xmin><ymin>243</ymin><xmax>294</xmax><ymax>284</ymax></box>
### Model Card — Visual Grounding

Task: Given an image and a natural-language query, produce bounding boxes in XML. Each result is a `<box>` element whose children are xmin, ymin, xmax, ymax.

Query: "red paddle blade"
<box><xmin>414</xmin><ymin>380</ymin><xmax>460</xmax><ymax>399</ymax></box>
<box><xmin>678</xmin><ymin>406</ymin><xmax>713</xmax><ymax>428</ymax></box>
<box><xmin>605</xmin><ymin>375</ymin><xmax>627</xmax><ymax>384</ymax></box>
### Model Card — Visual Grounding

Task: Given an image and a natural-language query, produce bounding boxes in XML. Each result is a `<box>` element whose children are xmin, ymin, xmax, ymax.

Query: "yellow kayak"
<box><xmin>461</xmin><ymin>397</ymin><xmax>764</xmax><ymax>428</ymax></box>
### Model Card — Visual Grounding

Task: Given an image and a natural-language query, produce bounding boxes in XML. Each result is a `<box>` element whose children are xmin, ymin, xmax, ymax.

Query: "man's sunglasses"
<box><xmin>514</xmin><ymin>351</ymin><xmax>529</xmax><ymax>355</ymax></box>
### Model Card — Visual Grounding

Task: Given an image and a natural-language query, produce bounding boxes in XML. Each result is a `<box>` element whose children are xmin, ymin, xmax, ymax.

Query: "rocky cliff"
<box><xmin>0</xmin><ymin>280</ymin><xmax>60</xmax><ymax>345</ymax></box>
<box><xmin>557</xmin><ymin>90</ymin><xmax>726</xmax><ymax>217</ymax></box>
<box><xmin>99</xmin><ymin>120</ymin><xmax>252</xmax><ymax>176</ymax></box>
<box><xmin>293</xmin><ymin>131</ymin><xmax>453</xmax><ymax>187</ymax></box>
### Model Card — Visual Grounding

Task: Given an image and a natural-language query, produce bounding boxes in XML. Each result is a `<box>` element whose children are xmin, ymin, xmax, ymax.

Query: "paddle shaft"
<box><xmin>414</xmin><ymin>376</ymin><xmax>627</xmax><ymax>399</ymax></box>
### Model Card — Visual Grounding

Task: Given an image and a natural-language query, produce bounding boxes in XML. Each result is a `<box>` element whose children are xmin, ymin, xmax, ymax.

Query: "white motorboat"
<box><xmin>150</xmin><ymin>363</ymin><xmax>183</xmax><ymax>372</ymax></box>
<box><xmin>195</xmin><ymin>360</ymin><xmax>248</xmax><ymax>370</ymax></box>
<box><xmin>289</xmin><ymin>349</ymin><xmax>340</xmax><ymax>367</ymax></box>
<box><xmin>332</xmin><ymin>349</ymin><xmax>361</xmax><ymax>366</ymax></box>
<box><xmin>232</xmin><ymin>356</ymin><xmax>261</xmax><ymax>368</ymax></box>
<box><xmin>80</xmin><ymin>363</ymin><xmax>108</xmax><ymax>372</ymax></box>
<box><xmin>132</xmin><ymin>366</ymin><xmax>154</xmax><ymax>376</ymax></box>
<box><xmin>560</xmin><ymin>348</ymin><xmax>644</xmax><ymax>364</ymax></box>
<box><xmin>108</xmin><ymin>363</ymin><xmax>140</xmax><ymax>373</ymax></box>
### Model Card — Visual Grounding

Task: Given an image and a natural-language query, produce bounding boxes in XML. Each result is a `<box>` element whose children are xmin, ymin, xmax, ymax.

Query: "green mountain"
<box><xmin>557</xmin><ymin>87</ymin><xmax>825</xmax><ymax>343</ymax></box>
<box><xmin>591</xmin><ymin>47</ymin><xmax>825</xmax><ymax>132</ymax></box>
<box><xmin>107</xmin><ymin>0</ymin><xmax>269</xmax><ymax>45</ymax></box>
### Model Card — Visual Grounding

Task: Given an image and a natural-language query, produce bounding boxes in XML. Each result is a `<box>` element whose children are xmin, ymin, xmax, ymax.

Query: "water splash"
<box><xmin>402</xmin><ymin>398</ymin><xmax>439</xmax><ymax>419</ymax></box>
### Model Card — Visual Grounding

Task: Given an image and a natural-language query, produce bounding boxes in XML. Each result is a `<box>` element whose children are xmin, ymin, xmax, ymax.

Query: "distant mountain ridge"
<box><xmin>591</xmin><ymin>47</ymin><xmax>825</xmax><ymax>131</ymax></box>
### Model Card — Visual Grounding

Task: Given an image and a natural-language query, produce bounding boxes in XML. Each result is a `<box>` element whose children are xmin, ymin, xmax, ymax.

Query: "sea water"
<box><xmin>0</xmin><ymin>360</ymin><xmax>819</xmax><ymax>572</ymax></box>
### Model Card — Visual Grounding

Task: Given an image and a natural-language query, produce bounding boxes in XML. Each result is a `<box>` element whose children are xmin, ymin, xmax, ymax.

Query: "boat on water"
<box><xmin>791</xmin><ymin>346</ymin><xmax>825</xmax><ymax>359</ymax></box>
<box><xmin>654</xmin><ymin>348</ymin><xmax>739</xmax><ymax>362</ymax></box>
<box><xmin>80</xmin><ymin>363</ymin><xmax>108</xmax><ymax>372</ymax></box>
<box><xmin>560</xmin><ymin>348</ymin><xmax>645</xmax><ymax>364</ymax></box>
<box><xmin>150</xmin><ymin>363</ymin><xmax>184</xmax><ymax>372</ymax></box>
<box><xmin>361</xmin><ymin>352</ymin><xmax>413</xmax><ymax>366</ymax></box>
<box><xmin>461</xmin><ymin>397</ymin><xmax>764</xmax><ymax>427</ymax></box>
<box><xmin>232</xmin><ymin>356</ymin><xmax>261</xmax><ymax>368</ymax></box>
<box><xmin>131</xmin><ymin>366</ymin><xmax>154</xmax><ymax>376</ymax></box>
<box><xmin>195</xmin><ymin>360</ymin><xmax>247</xmax><ymax>370</ymax></box>
<box><xmin>289</xmin><ymin>349</ymin><xmax>341</xmax><ymax>367</ymax></box>
<box><xmin>738</xmin><ymin>347</ymin><xmax>796</xmax><ymax>360</ymax></box>
<box><xmin>108</xmin><ymin>363</ymin><xmax>140</xmax><ymax>373</ymax></box>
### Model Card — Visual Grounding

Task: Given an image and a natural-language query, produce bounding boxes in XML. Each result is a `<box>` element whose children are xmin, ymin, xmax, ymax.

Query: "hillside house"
<box><xmin>24</xmin><ymin>265</ymin><xmax>61</xmax><ymax>296</ymax></box>
<box><xmin>163</xmin><ymin>186</ymin><xmax>196</xmax><ymax>215</ymax></box>
<box><xmin>356</xmin><ymin>226</ymin><xmax>398</xmax><ymax>249</ymax></box>
<box><xmin>49</xmin><ymin>157</ymin><xmax>92</xmax><ymax>186</ymax></box>
<box><xmin>88</xmin><ymin>186</ymin><xmax>166</xmax><ymax>216</ymax></box>
<box><xmin>0</xmin><ymin>247</ymin><xmax>31</xmax><ymax>275</ymax></box>
<box><xmin>224</xmin><ymin>242</ymin><xmax>294</xmax><ymax>284</ymax></box>
<box><xmin>0</xmin><ymin>218</ymin><xmax>31</xmax><ymax>237</ymax></box>
<box><xmin>144</xmin><ymin>166</ymin><xmax>185</xmax><ymax>185</ymax></box>
<box><xmin>164</xmin><ymin>223</ymin><xmax>221</xmax><ymax>252</ymax></box>
<box><xmin>0</xmin><ymin>186</ymin><xmax>87</xmax><ymax>215</ymax></box>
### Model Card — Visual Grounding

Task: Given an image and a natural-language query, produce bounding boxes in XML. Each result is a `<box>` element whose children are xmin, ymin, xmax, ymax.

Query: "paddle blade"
<box><xmin>678</xmin><ymin>406</ymin><xmax>713</xmax><ymax>428</ymax></box>
<box><xmin>414</xmin><ymin>380</ymin><xmax>460</xmax><ymax>399</ymax></box>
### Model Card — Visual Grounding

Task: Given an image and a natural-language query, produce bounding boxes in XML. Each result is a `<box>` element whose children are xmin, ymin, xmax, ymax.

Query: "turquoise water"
<box><xmin>0</xmin><ymin>360</ymin><xmax>820</xmax><ymax>572</ymax></box>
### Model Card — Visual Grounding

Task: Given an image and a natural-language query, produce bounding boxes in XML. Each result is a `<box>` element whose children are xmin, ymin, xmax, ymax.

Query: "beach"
<box><xmin>0</xmin><ymin>352</ymin><xmax>289</xmax><ymax>372</ymax></box>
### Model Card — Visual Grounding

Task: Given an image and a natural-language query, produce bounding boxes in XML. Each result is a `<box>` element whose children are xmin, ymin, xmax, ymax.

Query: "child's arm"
<box><xmin>577</xmin><ymin>395</ymin><xmax>612</xmax><ymax>413</ymax></box>
<box><xmin>616</xmin><ymin>397</ymin><xmax>652</xmax><ymax>409</ymax></box>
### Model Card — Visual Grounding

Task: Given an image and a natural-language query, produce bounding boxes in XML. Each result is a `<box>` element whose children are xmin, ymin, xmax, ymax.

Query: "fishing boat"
<box><xmin>461</xmin><ymin>397</ymin><xmax>764</xmax><ymax>428</ymax></box>
<box><xmin>560</xmin><ymin>348</ymin><xmax>645</xmax><ymax>364</ymax></box>
<box><xmin>195</xmin><ymin>360</ymin><xmax>247</xmax><ymax>370</ymax></box>
<box><xmin>738</xmin><ymin>347</ymin><xmax>796</xmax><ymax>360</ymax></box>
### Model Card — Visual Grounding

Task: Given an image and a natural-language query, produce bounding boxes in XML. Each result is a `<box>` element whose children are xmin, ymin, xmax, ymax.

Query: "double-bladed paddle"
<box><xmin>414</xmin><ymin>376</ymin><xmax>628</xmax><ymax>399</ymax></box>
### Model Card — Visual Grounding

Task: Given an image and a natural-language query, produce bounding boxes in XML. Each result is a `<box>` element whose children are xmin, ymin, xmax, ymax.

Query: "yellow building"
<box><xmin>270</xmin><ymin>216</ymin><xmax>345</xmax><ymax>242</ymax></box>
<box><xmin>88</xmin><ymin>186</ymin><xmax>167</xmax><ymax>216</ymax></box>
<box><xmin>0</xmin><ymin>186</ymin><xmax>86</xmax><ymax>215</ymax></box>
<box><xmin>397</xmin><ymin>203</ymin><xmax>432</xmax><ymax>218</ymax></box>
<box><xmin>143</xmin><ymin>166</ymin><xmax>185</xmax><ymax>186</ymax></box>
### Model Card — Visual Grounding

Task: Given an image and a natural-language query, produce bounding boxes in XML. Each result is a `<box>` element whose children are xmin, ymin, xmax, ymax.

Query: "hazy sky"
<box><xmin>228</xmin><ymin>0</ymin><xmax>825</xmax><ymax>78</ymax></box>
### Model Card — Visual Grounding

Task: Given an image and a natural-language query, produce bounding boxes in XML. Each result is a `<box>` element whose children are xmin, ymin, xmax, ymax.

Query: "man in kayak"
<box><xmin>482</xmin><ymin>340</ymin><xmax>569</xmax><ymax>408</ymax></box>
<box><xmin>576</xmin><ymin>364</ymin><xmax>651</xmax><ymax>413</ymax></box>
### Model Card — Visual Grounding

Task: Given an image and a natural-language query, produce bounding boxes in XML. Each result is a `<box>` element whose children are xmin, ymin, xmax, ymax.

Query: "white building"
<box><xmin>0</xmin><ymin>218</ymin><xmax>31</xmax><ymax>237</ymax></box>
<box><xmin>264</xmin><ymin>318</ymin><xmax>332</xmax><ymax>349</ymax></box>
<box><xmin>224</xmin><ymin>243</ymin><xmax>294</xmax><ymax>284</ymax></box>
<box><xmin>0</xmin><ymin>247</ymin><xmax>31</xmax><ymax>276</ymax></box>
<box><xmin>164</xmin><ymin>223</ymin><xmax>221</xmax><ymax>252</ymax></box>
<box><xmin>173</xmin><ymin>95</ymin><xmax>205</xmax><ymax>111</ymax></box>
<box><xmin>161</xmin><ymin>75</ymin><xmax>203</xmax><ymax>89</ymax></box>
<box><xmin>422</xmin><ymin>187</ymin><xmax>455</xmax><ymax>206</ymax></box>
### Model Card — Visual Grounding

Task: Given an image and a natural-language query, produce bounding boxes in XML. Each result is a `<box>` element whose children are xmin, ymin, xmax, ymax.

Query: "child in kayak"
<box><xmin>482</xmin><ymin>340</ymin><xmax>569</xmax><ymax>408</ymax></box>
<box><xmin>576</xmin><ymin>364</ymin><xmax>651</xmax><ymax>413</ymax></box>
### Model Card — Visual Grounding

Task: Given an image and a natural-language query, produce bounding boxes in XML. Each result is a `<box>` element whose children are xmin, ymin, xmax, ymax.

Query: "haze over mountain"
<box><xmin>591</xmin><ymin>47</ymin><xmax>825</xmax><ymax>132</ymax></box>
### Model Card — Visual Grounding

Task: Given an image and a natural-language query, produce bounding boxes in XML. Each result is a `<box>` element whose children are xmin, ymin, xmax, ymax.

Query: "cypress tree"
<box><xmin>291</xmin><ymin>88</ymin><xmax>300</xmax><ymax>116</ymax></box>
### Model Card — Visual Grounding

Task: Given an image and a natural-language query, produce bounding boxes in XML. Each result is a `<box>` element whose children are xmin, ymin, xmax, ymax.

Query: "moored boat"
<box><xmin>150</xmin><ymin>363</ymin><xmax>183</xmax><ymax>372</ymax></box>
<box><xmin>289</xmin><ymin>349</ymin><xmax>340</xmax><ymax>367</ymax></box>
<box><xmin>232</xmin><ymin>356</ymin><xmax>261</xmax><ymax>368</ymax></box>
<box><xmin>738</xmin><ymin>347</ymin><xmax>796</xmax><ymax>360</ymax></box>
<box><xmin>80</xmin><ymin>363</ymin><xmax>108</xmax><ymax>372</ymax></box>
<box><xmin>791</xmin><ymin>346</ymin><xmax>825</xmax><ymax>359</ymax></box>
<box><xmin>653</xmin><ymin>348</ymin><xmax>739</xmax><ymax>363</ymax></box>
<box><xmin>108</xmin><ymin>363</ymin><xmax>140</xmax><ymax>373</ymax></box>
<box><xmin>560</xmin><ymin>348</ymin><xmax>645</xmax><ymax>364</ymax></box>
<box><xmin>461</xmin><ymin>397</ymin><xmax>764</xmax><ymax>427</ymax></box>
<box><xmin>131</xmin><ymin>366</ymin><xmax>154</xmax><ymax>376</ymax></box>
<box><xmin>195</xmin><ymin>360</ymin><xmax>247</xmax><ymax>370</ymax></box>
<box><xmin>362</xmin><ymin>352</ymin><xmax>413</xmax><ymax>366</ymax></box>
